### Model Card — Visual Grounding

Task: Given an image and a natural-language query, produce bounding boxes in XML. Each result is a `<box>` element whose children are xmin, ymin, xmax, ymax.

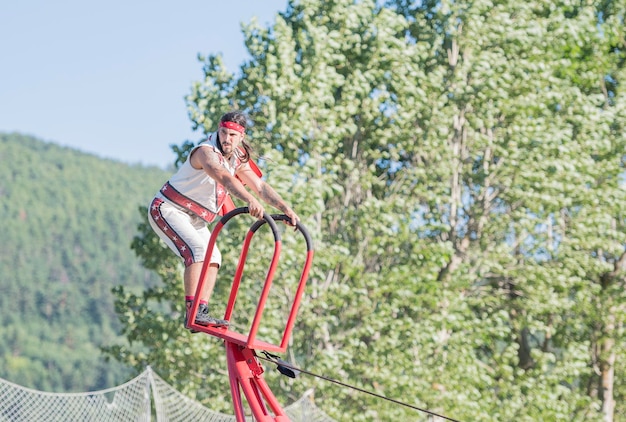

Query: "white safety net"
<box><xmin>0</xmin><ymin>367</ymin><xmax>336</xmax><ymax>422</ymax></box>
<box><xmin>149</xmin><ymin>370</ymin><xmax>235</xmax><ymax>422</ymax></box>
<box><xmin>0</xmin><ymin>371</ymin><xmax>151</xmax><ymax>422</ymax></box>
<box><xmin>150</xmin><ymin>369</ymin><xmax>336</xmax><ymax>422</ymax></box>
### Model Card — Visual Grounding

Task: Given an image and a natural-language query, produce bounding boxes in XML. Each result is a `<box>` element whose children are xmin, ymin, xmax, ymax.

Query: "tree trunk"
<box><xmin>600</xmin><ymin>318</ymin><xmax>616</xmax><ymax>422</ymax></box>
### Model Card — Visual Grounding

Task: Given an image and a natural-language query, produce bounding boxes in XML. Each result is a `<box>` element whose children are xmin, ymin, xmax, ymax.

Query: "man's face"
<box><xmin>218</xmin><ymin>127</ymin><xmax>244</xmax><ymax>156</ymax></box>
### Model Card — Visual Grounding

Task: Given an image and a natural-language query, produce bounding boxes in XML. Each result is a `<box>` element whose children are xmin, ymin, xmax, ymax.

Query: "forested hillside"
<box><xmin>0</xmin><ymin>132</ymin><xmax>169</xmax><ymax>392</ymax></box>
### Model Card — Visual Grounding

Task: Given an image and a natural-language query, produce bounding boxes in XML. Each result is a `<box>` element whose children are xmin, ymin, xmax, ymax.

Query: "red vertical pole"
<box><xmin>247</xmin><ymin>241</ymin><xmax>281</xmax><ymax>346</ymax></box>
<box><xmin>280</xmin><ymin>249</ymin><xmax>314</xmax><ymax>349</ymax></box>
<box><xmin>223</xmin><ymin>231</ymin><xmax>255</xmax><ymax>321</ymax></box>
<box><xmin>226</xmin><ymin>344</ymin><xmax>248</xmax><ymax>422</ymax></box>
<box><xmin>226</xmin><ymin>341</ymin><xmax>290</xmax><ymax>422</ymax></box>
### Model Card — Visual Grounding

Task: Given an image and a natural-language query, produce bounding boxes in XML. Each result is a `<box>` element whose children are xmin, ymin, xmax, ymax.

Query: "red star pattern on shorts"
<box><xmin>149</xmin><ymin>197</ymin><xmax>194</xmax><ymax>266</ymax></box>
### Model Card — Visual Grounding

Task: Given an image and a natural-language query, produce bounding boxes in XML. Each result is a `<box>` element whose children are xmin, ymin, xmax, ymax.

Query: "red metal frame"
<box><xmin>188</xmin><ymin>208</ymin><xmax>314</xmax><ymax>421</ymax></box>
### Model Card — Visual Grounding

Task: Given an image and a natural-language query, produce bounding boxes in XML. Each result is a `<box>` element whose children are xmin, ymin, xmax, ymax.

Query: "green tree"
<box><xmin>109</xmin><ymin>0</ymin><xmax>626</xmax><ymax>420</ymax></box>
<box><xmin>387</xmin><ymin>0</ymin><xmax>626</xmax><ymax>420</ymax></box>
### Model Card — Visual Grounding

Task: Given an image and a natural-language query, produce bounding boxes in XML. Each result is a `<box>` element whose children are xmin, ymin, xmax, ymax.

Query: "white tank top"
<box><xmin>157</xmin><ymin>132</ymin><xmax>242</xmax><ymax>222</ymax></box>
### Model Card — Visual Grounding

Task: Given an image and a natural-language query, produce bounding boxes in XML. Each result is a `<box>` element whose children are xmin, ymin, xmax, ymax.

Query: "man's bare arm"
<box><xmin>237</xmin><ymin>164</ymin><xmax>299</xmax><ymax>225</ymax></box>
<box><xmin>258</xmin><ymin>183</ymin><xmax>290</xmax><ymax>213</ymax></box>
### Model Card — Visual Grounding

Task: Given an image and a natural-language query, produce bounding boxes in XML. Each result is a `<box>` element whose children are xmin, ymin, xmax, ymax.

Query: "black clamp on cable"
<box><xmin>262</xmin><ymin>352</ymin><xmax>301</xmax><ymax>379</ymax></box>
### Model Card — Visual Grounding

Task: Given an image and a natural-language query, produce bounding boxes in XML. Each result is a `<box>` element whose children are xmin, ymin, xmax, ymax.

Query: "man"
<box><xmin>148</xmin><ymin>110</ymin><xmax>299</xmax><ymax>329</ymax></box>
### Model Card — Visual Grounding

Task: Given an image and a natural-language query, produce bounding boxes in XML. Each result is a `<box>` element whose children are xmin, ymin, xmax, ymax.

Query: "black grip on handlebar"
<box><xmin>270</xmin><ymin>214</ymin><xmax>313</xmax><ymax>252</ymax></box>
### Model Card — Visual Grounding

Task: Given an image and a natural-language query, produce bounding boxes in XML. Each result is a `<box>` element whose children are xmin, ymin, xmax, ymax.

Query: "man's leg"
<box><xmin>184</xmin><ymin>261</ymin><xmax>219</xmax><ymax>301</ymax></box>
<box><xmin>184</xmin><ymin>262</ymin><xmax>228</xmax><ymax>327</ymax></box>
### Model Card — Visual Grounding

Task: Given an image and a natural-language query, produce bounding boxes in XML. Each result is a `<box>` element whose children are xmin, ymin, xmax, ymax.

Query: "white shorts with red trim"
<box><xmin>148</xmin><ymin>197</ymin><xmax>221</xmax><ymax>267</ymax></box>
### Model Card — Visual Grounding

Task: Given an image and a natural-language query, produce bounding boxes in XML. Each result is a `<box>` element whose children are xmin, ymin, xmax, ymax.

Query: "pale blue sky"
<box><xmin>0</xmin><ymin>0</ymin><xmax>288</xmax><ymax>168</ymax></box>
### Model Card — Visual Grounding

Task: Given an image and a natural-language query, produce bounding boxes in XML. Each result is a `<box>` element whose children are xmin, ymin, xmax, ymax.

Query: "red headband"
<box><xmin>219</xmin><ymin>121</ymin><xmax>245</xmax><ymax>134</ymax></box>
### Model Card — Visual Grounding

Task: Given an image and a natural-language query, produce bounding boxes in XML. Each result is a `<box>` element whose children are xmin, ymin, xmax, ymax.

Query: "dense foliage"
<box><xmin>107</xmin><ymin>0</ymin><xmax>626</xmax><ymax>421</ymax></box>
<box><xmin>0</xmin><ymin>133</ymin><xmax>167</xmax><ymax>392</ymax></box>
